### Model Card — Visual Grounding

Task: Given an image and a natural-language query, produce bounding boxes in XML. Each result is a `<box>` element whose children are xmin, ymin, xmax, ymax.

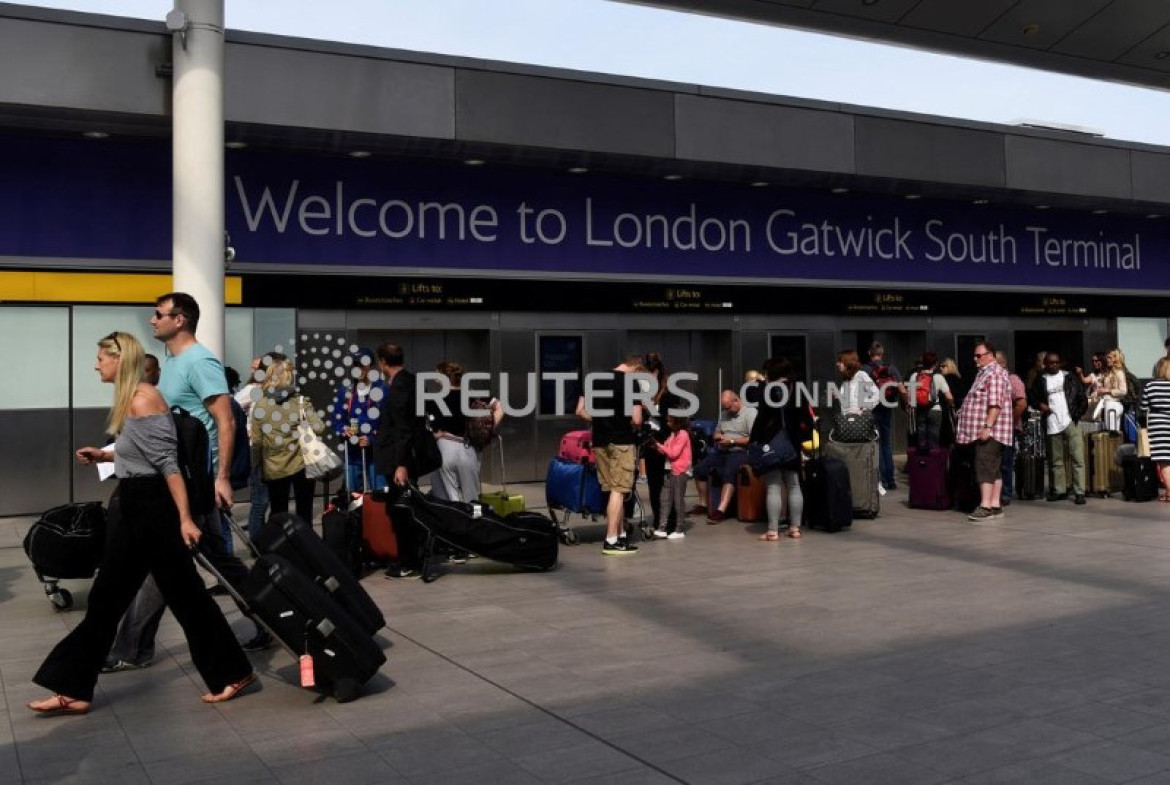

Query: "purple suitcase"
<box><xmin>908</xmin><ymin>446</ymin><xmax>951</xmax><ymax>510</ymax></box>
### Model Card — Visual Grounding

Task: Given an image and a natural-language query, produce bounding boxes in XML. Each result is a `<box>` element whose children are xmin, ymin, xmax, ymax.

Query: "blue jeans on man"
<box><xmin>1000</xmin><ymin>440</ymin><xmax>1016</xmax><ymax>504</ymax></box>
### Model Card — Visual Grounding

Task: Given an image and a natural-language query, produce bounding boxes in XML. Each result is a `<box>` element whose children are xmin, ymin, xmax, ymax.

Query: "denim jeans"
<box><xmin>1000</xmin><ymin>442</ymin><xmax>1016</xmax><ymax>502</ymax></box>
<box><xmin>246</xmin><ymin>463</ymin><xmax>269</xmax><ymax>542</ymax></box>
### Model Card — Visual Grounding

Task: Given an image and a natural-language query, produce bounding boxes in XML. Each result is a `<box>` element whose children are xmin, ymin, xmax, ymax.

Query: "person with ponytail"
<box><xmin>27</xmin><ymin>331</ymin><xmax>256</xmax><ymax>716</ymax></box>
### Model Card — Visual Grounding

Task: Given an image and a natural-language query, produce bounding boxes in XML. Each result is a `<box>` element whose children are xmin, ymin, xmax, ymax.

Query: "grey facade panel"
<box><xmin>1</xmin><ymin>409</ymin><xmax>73</xmax><ymax>516</ymax></box>
<box><xmin>0</xmin><ymin>18</ymin><xmax>167</xmax><ymax>115</ymax></box>
<box><xmin>226</xmin><ymin>46</ymin><xmax>455</xmax><ymax>139</ymax></box>
<box><xmin>455</xmin><ymin>70</ymin><xmax>675</xmax><ymax>157</ymax></box>
<box><xmin>675</xmin><ymin>95</ymin><xmax>854</xmax><ymax>173</ymax></box>
<box><xmin>1132</xmin><ymin>151</ymin><xmax>1170</xmax><ymax>204</ymax></box>
<box><xmin>1005</xmin><ymin>136</ymin><xmax>1132</xmax><ymax>199</ymax></box>
<box><xmin>855</xmin><ymin>117</ymin><xmax>1006</xmax><ymax>187</ymax></box>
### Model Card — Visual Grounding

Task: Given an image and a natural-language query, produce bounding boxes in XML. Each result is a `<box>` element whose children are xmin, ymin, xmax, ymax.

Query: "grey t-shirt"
<box><xmin>115</xmin><ymin>413</ymin><xmax>180</xmax><ymax>478</ymax></box>
<box><xmin>717</xmin><ymin>406</ymin><xmax>758</xmax><ymax>451</ymax></box>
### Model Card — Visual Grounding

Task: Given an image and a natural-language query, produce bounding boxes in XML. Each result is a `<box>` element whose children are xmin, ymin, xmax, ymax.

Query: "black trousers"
<box><xmin>643</xmin><ymin>449</ymin><xmax>678</xmax><ymax>533</ymax></box>
<box><xmin>34</xmin><ymin>476</ymin><xmax>252</xmax><ymax>702</ymax></box>
<box><xmin>265</xmin><ymin>469</ymin><xmax>316</xmax><ymax>524</ymax></box>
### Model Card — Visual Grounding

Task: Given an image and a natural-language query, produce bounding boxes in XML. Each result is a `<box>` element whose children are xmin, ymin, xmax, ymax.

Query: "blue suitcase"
<box><xmin>545</xmin><ymin>457</ymin><xmax>605</xmax><ymax>544</ymax></box>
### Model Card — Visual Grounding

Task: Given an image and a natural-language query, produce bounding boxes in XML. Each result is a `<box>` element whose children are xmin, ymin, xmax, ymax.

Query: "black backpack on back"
<box><xmin>171</xmin><ymin>406</ymin><xmax>215</xmax><ymax>515</ymax></box>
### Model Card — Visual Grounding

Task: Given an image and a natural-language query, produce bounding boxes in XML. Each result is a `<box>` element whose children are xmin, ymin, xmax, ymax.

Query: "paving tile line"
<box><xmin>383</xmin><ymin>622</ymin><xmax>692</xmax><ymax>785</ymax></box>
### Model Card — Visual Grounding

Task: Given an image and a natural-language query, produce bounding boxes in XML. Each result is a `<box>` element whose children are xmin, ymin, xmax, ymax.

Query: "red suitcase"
<box><xmin>559</xmin><ymin>430</ymin><xmax>595</xmax><ymax>465</ymax></box>
<box><xmin>361</xmin><ymin>491</ymin><xmax>399</xmax><ymax>562</ymax></box>
<box><xmin>908</xmin><ymin>446</ymin><xmax>951</xmax><ymax>510</ymax></box>
<box><xmin>735</xmin><ymin>464</ymin><xmax>767</xmax><ymax>522</ymax></box>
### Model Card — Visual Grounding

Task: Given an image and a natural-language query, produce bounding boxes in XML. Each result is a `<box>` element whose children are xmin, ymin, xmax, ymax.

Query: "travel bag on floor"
<box><xmin>480</xmin><ymin>435</ymin><xmax>526</xmax><ymax>517</ymax></box>
<box><xmin>194</xmin><ymin>550</ymin><xmax>386</xmax><ymax>703</ymax></box>
<box><xmin>390</xmin><ymin>486</ymin><xmax>558</xmax><ymax>578</ymax></box>
<box><xmin>907</xmin><ymin>445</ymin><xmax>951</xmax><ymax>510</ymax></box>
<box><xmin>1015</xmin><ymin>453</ymin><xmax>1046</xmax><ymax>500</ymax></box>
<box><xmin>823</xmin><ymin>439</ymin><xmax>880</xmax><ymax>519</ymax></box>
<box><xmin>255</xmin><ymin>512</ymin><xmax>385</xmax><ymax>635</ymax></box>
<box><xmin>545</xmin><ymin>457</ymin><xmax>604</xmax><ymax>516</ymax></box>
<box><xmin>1089</xmin><ymin>430</ymin><xmax>1123</xmax><ymax>497</ymax></box>
<box><xmin>801</xmin><ymin>455</ymin><xmax>852</xmax><ymax>532</ymax></box>
<box><xmin>1122</xmin><ymin>455</ymin><xmax>1160</xmax><ymax>502</ymax></box>
<box><xmin>735</xmin><ymin>463</ymin><xmax>767</xmax><ymax>522</ymax></box>
<box><xmin>321</xmin><ymin>491</ymin><xmax>363</xmax><ymax>577</ymax></box>
<box><xmin>362</xmin><ymin>490</ymin><xmax>399</xmax><ymax>562</ymax></box>
<box><xmin>948</xmin><ymin>443</ymin><xmax>979</xmax><ymax>513</ymax></box>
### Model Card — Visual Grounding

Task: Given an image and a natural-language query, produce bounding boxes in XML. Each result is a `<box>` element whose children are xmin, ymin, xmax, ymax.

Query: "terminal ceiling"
<box><xmin>622</xmin><ymin>0</ymin><xmax>1170</xmax><ymax>91</ymax></box>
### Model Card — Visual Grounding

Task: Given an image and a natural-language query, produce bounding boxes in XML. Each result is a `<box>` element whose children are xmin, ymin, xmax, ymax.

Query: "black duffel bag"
<box><xmin>23</xmin><ymin>502</ymin><xmax>107</xmax><ymax>579</ymax></box>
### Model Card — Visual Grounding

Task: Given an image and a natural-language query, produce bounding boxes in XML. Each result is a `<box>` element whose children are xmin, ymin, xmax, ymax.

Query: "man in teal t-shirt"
<box><xmin>103</xmin><ymin>293</ymin><xmax>270</xmax><ymax>673</ymax></box>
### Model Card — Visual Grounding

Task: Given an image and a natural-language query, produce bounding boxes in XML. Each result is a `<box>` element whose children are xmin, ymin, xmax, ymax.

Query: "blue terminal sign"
<box><xmin>2</xmin><ymin>135</ymin><xmax>1166</xmax><ymax>292</ymax></box>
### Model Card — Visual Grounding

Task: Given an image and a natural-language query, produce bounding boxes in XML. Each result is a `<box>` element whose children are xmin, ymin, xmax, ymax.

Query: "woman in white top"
<box><xmin>835</xmin><ymin>349</ymin><xmax>879</xmax><ymax>413</ymax></box>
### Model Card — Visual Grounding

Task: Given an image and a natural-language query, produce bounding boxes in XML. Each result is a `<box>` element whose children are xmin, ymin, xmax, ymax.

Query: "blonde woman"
<box><xmin>251</xmin><ymin>354</ymin><xmax>326</xmax><ymax>524</ymax></box>
<box><xmin>29</xmin><ymin>332</ymin><xmax>255</xmax><ymax>715</ymax></box>
<box><xmin>1094</xmin><ymin>348</ymin><xmax>1128</xmax><ymax>427</ymax></box>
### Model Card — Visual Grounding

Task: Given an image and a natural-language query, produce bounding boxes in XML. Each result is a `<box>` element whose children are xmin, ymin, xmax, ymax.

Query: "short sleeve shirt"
<box><xmin>955</xmin><ymin>362</ymin><xmax>1012</xmax><ymax>446</ymax></box>
<box><xmin>159</xmin><ymin>343</ymin><xmax>229</xmax><ymax>469</ymax></box>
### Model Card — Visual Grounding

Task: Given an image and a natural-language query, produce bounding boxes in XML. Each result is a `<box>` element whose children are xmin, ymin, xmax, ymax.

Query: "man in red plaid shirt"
<box><xmin>955</xmin><ymin>340</ymin><xmax>1013</xmax><ymax>521</ymax></box>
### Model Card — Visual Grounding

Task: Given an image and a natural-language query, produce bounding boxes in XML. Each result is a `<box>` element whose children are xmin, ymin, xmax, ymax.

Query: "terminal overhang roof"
<box><xmin>621</xmin><ymin>0</ymin><xmax>1170</xmax><ymax>91</ymax></box>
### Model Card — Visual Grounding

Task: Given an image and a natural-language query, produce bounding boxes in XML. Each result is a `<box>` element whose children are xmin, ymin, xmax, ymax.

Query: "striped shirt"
<box><xmin>955</xmin><ymin>362</ymin><xmax>1012</xmax><ymax>446</ymax></box>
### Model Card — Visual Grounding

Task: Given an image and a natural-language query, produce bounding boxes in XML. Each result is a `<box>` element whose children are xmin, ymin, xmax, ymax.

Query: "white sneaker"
<box><xmin>653</xmin><ymin>529</ymin><xmax>668</xmax><ymax>539</ymax></box>
<box><xmin>667</xmin><ymin>531</ymin><xmax>686</xmax><ymax>540</ymax></box>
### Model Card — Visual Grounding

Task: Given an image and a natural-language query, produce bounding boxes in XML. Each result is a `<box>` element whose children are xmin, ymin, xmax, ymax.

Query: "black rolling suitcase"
<box><xmin>1122</xmin><ymin>455</ymin><xmax>1160</xmax><ymax>502</ymax></box>
<box><xmin>195</xmin><ymin>551</ymin><xmax>386</xmax><ymax>703</ymax></box>
<box><xmin>801</xmin><ymin>456</ymin><xmax>853</xmax><ymax>532</ymax></box>
<box><xmin>949</xmin><ymin>443</ymin><xmax>979</xmax><ymax>513</ymax></box>
<box><xmin>23</xmin><ymin>501</ymin><xmax>107</xmax><ymax>611</ymax></box>
<box><xmin>321</xmin><ymin>490</ymin><xmax>363</xmax><ymax>578</ymax></box>
<box><xmin>255</xmin><ymin>512</ymin><xmax>385</xmax><ymax>635</ymax></box>
<box><xmin>391</xmin><ymin>486</ymin><xmax>559</xmax><ymax>579</ymax></box>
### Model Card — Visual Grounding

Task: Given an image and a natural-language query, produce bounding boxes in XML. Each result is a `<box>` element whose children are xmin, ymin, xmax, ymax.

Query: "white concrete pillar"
<box><xmin>170</xmin><ymin>0</ymin><xmax>226</xmax><ymax>357</ymax></box>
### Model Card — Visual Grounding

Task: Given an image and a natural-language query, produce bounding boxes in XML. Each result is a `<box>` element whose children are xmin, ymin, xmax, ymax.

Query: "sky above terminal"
<box><xmin>24</xmin><ymin>0</ymin><xmax>1170</xmax><ymax>147</ymax></box>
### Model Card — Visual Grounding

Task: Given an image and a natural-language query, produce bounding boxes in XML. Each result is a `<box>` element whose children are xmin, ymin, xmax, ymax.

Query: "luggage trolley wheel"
<box><xmin>559</xmin><ymin>526</ymin><xmax>579</xmax><ymax>546</ymax></box>
<box><xmin>47</xmin><ymin>586</ymin><xmax>73</xmax><ymax>611</ymax></box>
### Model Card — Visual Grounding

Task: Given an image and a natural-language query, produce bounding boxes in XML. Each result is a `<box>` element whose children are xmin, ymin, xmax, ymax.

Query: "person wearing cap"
<box><xmin>330</xmin><ymin>347</ymin><xmax>389</xmax><ymax>493</ymax></box>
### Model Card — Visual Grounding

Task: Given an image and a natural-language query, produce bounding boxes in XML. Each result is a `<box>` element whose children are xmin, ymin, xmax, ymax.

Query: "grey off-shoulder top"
<box><xmin>115</xmin><ymin>413</ymin><xmax>181</xmax><ymax>479</ymax></box>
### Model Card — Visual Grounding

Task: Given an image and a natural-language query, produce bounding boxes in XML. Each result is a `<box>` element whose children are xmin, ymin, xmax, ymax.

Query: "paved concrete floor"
<box><xmin>5</xmin><ymin>480</ymin><xmax>1170</xmax><ymax>784</ymax></box>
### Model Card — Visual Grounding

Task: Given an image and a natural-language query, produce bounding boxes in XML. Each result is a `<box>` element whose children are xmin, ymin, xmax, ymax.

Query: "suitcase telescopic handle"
<box><xmin>496</xmin><ymin>434</ymin><xmax>508</xmax><ymax>496</ymax></box>
<box><xmin>221</xmin><ymin>510</ymin><xmax>265</xmax><ymax>561</ymax></box>
<box><xmin>191</xmin><ymin>548</ymin><xmax>251</xmax><ymax>611</ymax></box>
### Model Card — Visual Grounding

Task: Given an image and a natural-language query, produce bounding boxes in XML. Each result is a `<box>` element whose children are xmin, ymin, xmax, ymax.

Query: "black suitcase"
<box><xmin>1122</xmin><ymin>455</ymin><xmax>1160</xmax><ymax>502</ymax></box>
<box><xmin>801</xmin><ymin>456</ymin><xmax>853</xmax><ymax>532</ymax></box>
<box><xmin>391</xmin><ymin>487</ymin><xmax>559</xmax><ymax>578</ymax></box>
<box><xmin>321</xmin><ymin>497</ymin><xmax>363</xmax><ymax>578</ymax></box>
<box><xmin>949</xmin><ymin>443</ymin><xmax>980</xmax><ymax>513</ymax></box>
<box><xmin>1014</xmin><ymin>453</ymin><xmax>1045</xmax><ymax>500</ymax></box>
<box><xmin>255</xmin><ymin>512</ymin><xmax>385</xmax><ymax>635</ymax></box>
<box><xmin>199</xmin><ymin>551</ymin><xmax>386</xmax><ymax>703</ymax></box>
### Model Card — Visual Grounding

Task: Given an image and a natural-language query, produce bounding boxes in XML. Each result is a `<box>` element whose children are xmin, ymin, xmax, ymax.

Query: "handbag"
<box><xmin>747</xmin><ymin>429</ymin><xmax>798</xmax><ymax>475</ymax></box>
<box><xmin>298</xmin><ymin>397</ymin><xmax>343</xmax><ymax>480</ymax></box>
<box><xmin>831</xmin><ymin>411</ymin><xmax>877</xmax><ymax>443</ymax></box>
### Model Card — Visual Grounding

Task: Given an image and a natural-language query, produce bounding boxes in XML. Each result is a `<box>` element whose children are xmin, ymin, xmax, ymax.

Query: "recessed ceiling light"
<box><xmin>82</xmin><ymin>131</ymin><xmax>109</xmax><ymax>139</ymax></box>
<box><xmin>1156</xmin><ymin>51</ymin><xmax>1170</xmax><ymax>60</ymax></box>
<box><xmin>904</xmin><ymin>194</ymin><xmax>921</xmax><ymax>200</ymax></box>
<box><xmin>830</xmin><ymin>187</ymin><xmax>849</xmax><ymax>194</ymax></box>
<box><xmin>225</xmin><ymin>141</ymin><xmax>247</xmax><ymax>149</ymax></box>
<box><xmin>663</xmin><ymin>174</ymin><xmax>683</xmax><ymax>181</ymax></box>
<box><xmin>973</xmin><ymin>199</ymin><xmax>989</xmax><ymax>205</ymax></box>
<box><xmin>348</xmin><ymin>150</ymin><xmax>372</xmax><ymax>159</ymax></box>
<box><xmin>1035</xmin><ymin>204</ymin><xmax>1050</xmax><ymax>210</ymax></box>
<box><xmin>1091</xmin><ymin>209</ymin><xmax>1108</xmax><ymax>215</ymax></box>
<box><xmin>1148</xmin><ymin>214</ymin><xmax>1162</xmax><ymax>219</ymax></box>
<box><xmin>567</xmin><ymin>166</ymin><xmax>589</xmax><ymax>174</ymax></box>
<box><xmin>862</xmin><ymin>0</ymin><xmax>879</xmax><ymax>5</ymax></box>
<box><xmin>1021</xmin><ymin>23</ymin><xmax>1041</xmax><ymax>36</ymax></box>
<box><xmin>750</xmin><ymin>181</ymin><xmax>770</xmax><ymax>187</ymax></box>
<box><xmin>464</xmin><ymin>158</ymin><xmax>486</xmax><ymax>166</ymax></box>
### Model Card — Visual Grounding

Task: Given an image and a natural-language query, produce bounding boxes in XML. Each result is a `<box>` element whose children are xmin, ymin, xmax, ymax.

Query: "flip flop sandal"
<box><xmin>202</xmin><ymin>673</ymin><xmax>257</xmax><ymax>704</ymax></box>
<box><xmin>28</xmin><ymin>695</ymin><xmax>90</xmax><ymax>716</ymax></box>
<box><xmin>758</xmin><ymin>532</ymin><xmax>780</xmax><ymax>541</ymax></box>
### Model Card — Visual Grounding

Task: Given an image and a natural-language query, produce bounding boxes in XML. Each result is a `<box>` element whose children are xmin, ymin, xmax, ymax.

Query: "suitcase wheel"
<box><xmin>639</xmin><ymin>523</ymin><xmax>656</xmax><ymax>541</ymax></box>
<box><xmin>332</xmin><ymin>678</ymin><xmax>361</xmax><ymax>704</ymax></box>
<box><xmin>48</xmin><ymin>587</ymin><xmax>73</xmax><ymax>611</ymax></box>
<box><xmin>559</xmin><ymin>527</ymin><xmax>579</xmax><ymax>546</ymax></box>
